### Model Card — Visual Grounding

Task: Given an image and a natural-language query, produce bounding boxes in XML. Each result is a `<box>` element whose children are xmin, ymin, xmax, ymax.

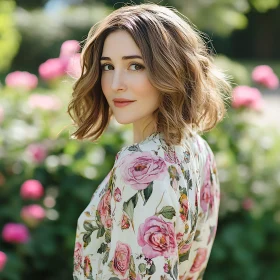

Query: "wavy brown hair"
<box><xmin>67</xmin><ymin>3</ymin><xmax>233</xmax><ymax>146</ymax></box>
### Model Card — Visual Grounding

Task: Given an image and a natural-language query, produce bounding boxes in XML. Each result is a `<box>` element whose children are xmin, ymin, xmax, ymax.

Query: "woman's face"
<box><xmin>100</xmin><ymin>30</ymin><xmax>160</xmax><ymax>128</ymax></box>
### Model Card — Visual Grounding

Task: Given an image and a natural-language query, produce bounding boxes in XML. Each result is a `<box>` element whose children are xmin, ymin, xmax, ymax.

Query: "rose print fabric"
<box><xmin>73</xmin><ymin>132</ymin><xmax>220</xmax><ymax>280</ymax></box>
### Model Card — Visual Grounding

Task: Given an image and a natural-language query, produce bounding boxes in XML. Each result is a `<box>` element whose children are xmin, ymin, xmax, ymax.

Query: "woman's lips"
<box><xmin>113</xmin><ymin>101</ymin><xmax>135</xmax><ymax>107</ymax></box>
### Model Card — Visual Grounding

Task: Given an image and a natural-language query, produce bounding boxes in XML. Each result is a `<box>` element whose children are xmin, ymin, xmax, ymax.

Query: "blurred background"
<box><xmin>0</xmin><ymin>0</ymin><xmax>280</xmax><ymax>279</ymax></box>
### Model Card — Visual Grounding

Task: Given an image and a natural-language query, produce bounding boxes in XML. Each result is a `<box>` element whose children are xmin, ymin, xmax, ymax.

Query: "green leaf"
<box><xmin>172</xmin><ymin>260</ymin><xmax>178</xmax><ymax>279</ymax></box>
<box><xmin>143</xmin><ymin>182</ymin><xmax>153</xmax><ymax>205</ymax></box>
<box><xmin>129</xmin><ymin>255</ymin><xmax>136</xmax><ymax>272</ymax></box>
<box><xmin>97</xmin><ymin>226</ymin><xmax>105</xmax><ymax>238</ymax></box>
<box><xmin>105</xmin><ymin>230</ymin><xmax>111</xmax><ymax>243</ymax></box>
<box><xmin>123</xmin><ymin>192</ymin><xmax>138</xmax><ymax>220</ymax></box>
<box><xmin>146</xmin><ymin>262</ymin><xmax>156</xmax><ymax>275</ymax></box>
<box><xmin>158</xmin><ymin>206</ymin><xmax>176</xmax><ymax>219</ymax></box>
<box><xmin>83</xmin><ymin>232</ymin><xmax>91</xmax><ymax>248</ymax></box>
<box><xmin>97</xmin><ymin>242</ymin><xmax>108</xmax><ymax>254</ymax></box>
<box><xmin>95</xmin><ymin>210</ymin><xmax>103</xmax><ymax>227</ymax></box>
<box><xmin>83</xmin><ymin>221</ymin><xmax>95</xmax><ymax>232</ymax></box>
<box><xmin>138</xmin><ymin>263</ymin><xmax>146</xmax><ymax>273</ymax></box>
<box><xmin>179</xmin><ymin>250</ymin><xmax>190</xmax><ymax>262</ymax></box>
<box><xmin>102</xmin><ymin>250</ymin><xmax>110</xmax><ymax>264</ymax></box>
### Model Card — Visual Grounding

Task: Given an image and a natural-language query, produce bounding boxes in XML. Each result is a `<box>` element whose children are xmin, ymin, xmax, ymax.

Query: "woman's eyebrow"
<box><xmin>100</xmin><ymin>55</ymin><xmax>143</xmax><ymax>61</ymax></box>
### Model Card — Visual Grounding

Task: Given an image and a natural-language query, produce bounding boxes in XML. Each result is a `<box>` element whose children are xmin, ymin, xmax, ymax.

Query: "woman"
<box><xmin>68</xmin><ymin>3</ymin><xmax>232</xmax><ymax>280</ymax></box>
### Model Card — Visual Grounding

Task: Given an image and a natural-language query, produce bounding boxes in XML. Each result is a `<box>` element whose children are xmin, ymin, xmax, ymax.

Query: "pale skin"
<box><xmin>100</xmin><ymin>30</ymin><xmax>160</xmax><ymax>144</ymax></box>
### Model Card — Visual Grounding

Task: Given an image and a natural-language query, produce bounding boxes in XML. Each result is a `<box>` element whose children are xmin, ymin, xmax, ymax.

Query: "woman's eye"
<box><xmin>101</xmin><ymin>64</ymin><xmax>113</xmax><ymax>71</ymax></box>
<box><xmin>130</xmin><ymin>63</ymin><xmax>144</xmax><ymax>71</ymax></box>
<box><xmin>101</xmin><ymin>63</ymin><xmax>144</xmax><ymax>71</ymax></box>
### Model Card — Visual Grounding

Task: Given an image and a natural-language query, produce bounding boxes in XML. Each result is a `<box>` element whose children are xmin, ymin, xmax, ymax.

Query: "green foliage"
<box><xmin>0</xmin><ymin>0</ymin><xmax>21</xmax><ymax>73</ymax></box>
<box><xmin>3</xmin><ymin>3</ymin><xmax>111</xmax><ymax>77</ymax></box>
<box><xmin>0</xmin><ymin>78</ymin><xmax>129</xmax><ymax>280</ymax></box>
<box><xmin>251</xmin><ymin>0</ymin><xmax>279</xmax><ymax>12</ymax></box>
<box><xmin>202</xmin><ymin>103</ymin><xmax>280</xmax><ymax>279</ymax></box>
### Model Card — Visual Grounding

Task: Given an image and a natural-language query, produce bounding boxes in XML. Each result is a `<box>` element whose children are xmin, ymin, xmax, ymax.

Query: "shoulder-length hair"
<box><xmin>67</xmin><ymin>3</ymin><xmax>232</xmax><ymax>146</ymax></box>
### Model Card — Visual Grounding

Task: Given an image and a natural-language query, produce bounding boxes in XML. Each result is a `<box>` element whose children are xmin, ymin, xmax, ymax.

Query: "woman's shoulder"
<box><xmin>114</xmin><ymin>131</ymin><xmax>212</xmax><ymax>167</ymax></box>
<box><xmin>115</xmin><ymin>132</ymin><xmax>165</xmax><ymax>162</ymax></box>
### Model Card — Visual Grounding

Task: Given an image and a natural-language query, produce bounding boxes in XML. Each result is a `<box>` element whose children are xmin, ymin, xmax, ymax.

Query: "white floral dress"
<box><xmin>73</xmin><ymin>131</ymin><xmax>220</xmax><ymax>280</ymax></box>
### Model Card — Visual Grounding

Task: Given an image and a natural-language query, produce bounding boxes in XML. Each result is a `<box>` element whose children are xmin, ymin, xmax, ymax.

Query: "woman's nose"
<box><xmin>111</xmin><ymin>70</ymin><xmax>127</xmax><ymax>91</ymax></box>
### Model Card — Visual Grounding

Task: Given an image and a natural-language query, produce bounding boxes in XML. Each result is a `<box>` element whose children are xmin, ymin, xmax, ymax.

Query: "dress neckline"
<box><xmin>119</xmin><ymin>131</ymin><xmax>163</xmax><ymax>152</ymax></box>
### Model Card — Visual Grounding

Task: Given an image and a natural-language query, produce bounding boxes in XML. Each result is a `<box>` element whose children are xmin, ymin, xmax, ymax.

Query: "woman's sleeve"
<box><xmin>99</xmin><ymin>149</ymin><xmax>195</xmax><ymax>280</ymax></box>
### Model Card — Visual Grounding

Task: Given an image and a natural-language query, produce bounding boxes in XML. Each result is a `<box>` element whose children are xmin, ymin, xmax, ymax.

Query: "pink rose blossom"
<box><xmin>164</xmin><ymin>149</ymin><xmax>181</xmax><ymax>164</ymax></box>
<box><xmin>138</xmin><ymin>215</ymin><xmax>177</xmax><ymax>259</ymax></box>
<box><xmin>59</xmin><ymin>40</ymin><xmax>80</xmax><ymax>58</ymax></box>
<box><xmin>112</xmin><ymin>241</ymin><xmax>131</xmax><ymax>277</ymax></box>
<box><xmin>74</xmin><ymin>242</ymin><xmax>83</xmax><ymax>271</ymax></box>
<box><xmin>0</xmin><ymin>106</ymin><xmax>4</xmax><ymax>124</ymax></box>
<box><xmin>0</xmin><ymin>251</ymin><xmax>7</xmax><ymax>271</ymax></box>
<box><xmin>200</xmin><ymin>155</ymin><xmax>215</xmax><ymax>215</ymax></box>
<box><xmin>20</xmin><ymin>179</ymin><xmax>44</xmax><ymax>200</ymax></box>
<box><xmin>97</xmin><ymin>189</ymin><xmax>112</xmax><ymax>229</ymax></box>
<box><xmin>179</xmin><ymin>193</ymin><xmax>189</xmax><ymax>221</ymax></box>
<box><xmin>66</xmin><ymin>53</ymin><xmax>82</xmax><ymax>79</ymax></box>
<box><xmin>114</xmin><ymin>187</ymin><xmax>122</xmax><ymax>202</ymax></box>
<box><xmin>242</xmin><ymin>197</ymin><xmax>254</xmax><ymax>210</ymax></box>
<box><xmin>252</xmin><ymin>65</ymin><xmax>279</xmax><ymax>90</ymax></box>
<box><xmin>21</xmin><ymin>204</ymin><xmax>45</xmax><ymax>227</ymax></box>
<box><xmin>28</xmin><ymin>94</ymin><xmax>62</xmax><ymax>111</ymax></box>
<box><xmin>121</xmin><ymin>214</ymin><xmax>130</xmax><ymax>230</ymax></box>
<box><xmin>178</xmin><ymin>242</ymin><xmax>191</xmax><ymax>255</ymax></box>
<box><xmin>2</xmin><ymin>223</ymin><xmax>30</xmax><ymax>244</ymax></box>
<box><xmin>26</xmin><ymin>143</ymin><xmax>47</xmax><ymax>163</ymax></box>
<box><xmin>5</xmin><ymin>71</ymin><xmax>38</xmax><ymax>90</ymax></box>
<box><xmin>163</xmin><ymin>263</ymin><xmax>169</xmax><ymax>273</ymax></box>
<box><xmin>83</xmin><ymin>256</ymin><xmax>92</xmax><ymax>278</ymax></box>
<box><xmin>118</xmin><ymin>152</ymin><xmax>168</xmax><ymax>190</ymax></box>
<box><xmin>232</xmin><ymin>85</ymin><xmax>263</xmax><ymax>111</ymax></box>
<box><xmin>39</xmin><ymin>57</ymin><xmax>68</xmax><ymax>80</ymax></box>
<box><xmin>176</xmin><ymin>232</ymin><xmax>184</xmax><ymax>242</ymax></box>
<box><xmin>190</xmin><ymin>248</ymin><xmax>208</xmax><ymax>273</ymax></box>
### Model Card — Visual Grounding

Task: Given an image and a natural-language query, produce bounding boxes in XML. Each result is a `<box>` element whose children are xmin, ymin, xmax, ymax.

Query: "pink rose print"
<box><xmin>74</xmin><ymin>242</ymin><xmax>83</xmax><ymax>271</ymax></box>
<box><xmin>164</xmin><ymin>149</ymin><xmax>181</xmax><ymax>165</ymax></box>
<box><xmin>178</xmin><ymin>242</ymin><xmax>191</xmax><ymax>255</ymax></box>
<box><xmin>121</xmin><ymin>214</ymin><xmax>130</xmax><ymax>230</ymax></box>
<box><xmin>112</xmin><ymin>241</ymin><xmax>131</xmax><ymax>277</ymax></box>
<box><xmin>176</xmin><ymin>232</ymin><xmax>184</xmax><ymax>242</ymax></box>
<box><xmin>97</xmin><ymin>189</ymin><xmax>112</xmax><ymax>229</ymax></box>
<box><xmin>138</xmin><ymin>215</ymin><xmax>177</xmax><ymax>259</ymax></box>
<box><xmin>83</xmin><ymin>256</ymin><xmax>92</xmax><ymax>277</ymax></box>
<box><xmin>179</xmin><ymin>194</ymin><xmax>189</xmax><ymax>222</ymax></box>
<box><xmin>118</xmin><ymin>152</ymin><xmax>168</xmax><ymax>190</ymax></box>
<box><xmin>163</xmin><ymin>263</ymin><xmax>169</xmax><ymax>273</ymax></box>
<box><xmin>190</xmin><ymin>248</ymin><xmax>208</xmax><ymax>273</ymax></box>
<box><xmin>200</xmin><ymin>155</ymin><xmax>214</xmax><ymax>215</ymax></box>
<box><xmin>114</xmin><ymin>187</ymin><xmax>122</xmax><ymax>202</ymax></box>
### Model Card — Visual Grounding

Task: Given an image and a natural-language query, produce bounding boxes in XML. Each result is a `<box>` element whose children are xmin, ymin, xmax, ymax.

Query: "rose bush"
<box><xmin>0</xmin><ymin>39</ymin><xmax>128</xmax><ymax>280</ymax></box>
